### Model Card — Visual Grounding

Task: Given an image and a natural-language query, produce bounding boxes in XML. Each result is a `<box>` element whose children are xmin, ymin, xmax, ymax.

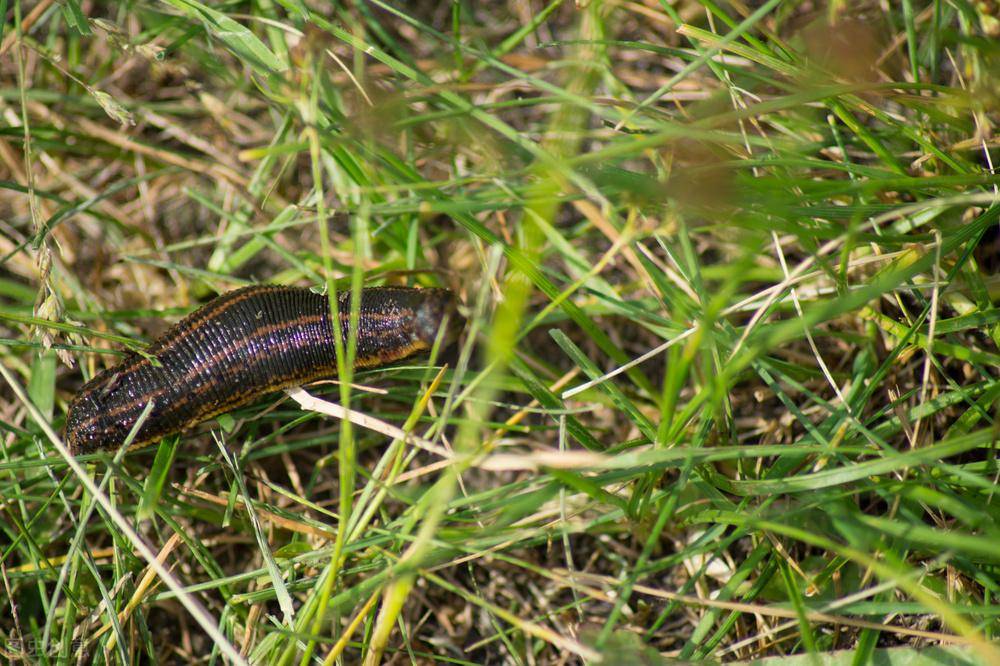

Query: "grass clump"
<box><xmin>1</xmin><ymin>0</ymin><xmax>1000</xmax><ymax>663</ymax></box>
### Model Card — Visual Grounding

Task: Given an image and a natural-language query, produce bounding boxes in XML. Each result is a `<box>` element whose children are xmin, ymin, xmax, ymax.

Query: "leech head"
<box><xmin>413</xmin><ymin>288</ymin><xmax>462</xmax><ymax>349</ymax></box>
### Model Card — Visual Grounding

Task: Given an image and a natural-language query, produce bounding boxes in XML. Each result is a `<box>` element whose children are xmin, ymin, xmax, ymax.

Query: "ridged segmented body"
<box><xmin>65</xmin><ymin>286</ymin><xmax>458</xmax><ymax>454</ymax></box>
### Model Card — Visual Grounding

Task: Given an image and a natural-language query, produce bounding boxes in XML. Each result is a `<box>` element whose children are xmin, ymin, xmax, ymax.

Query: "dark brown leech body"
<box><xmin>65</xmin><ymin>286</ymin><xmax>457</xmax><ymax>454</ymax></box>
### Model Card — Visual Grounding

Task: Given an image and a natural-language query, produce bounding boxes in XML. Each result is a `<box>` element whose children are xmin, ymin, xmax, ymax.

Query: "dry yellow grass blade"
<box><xmin>97</xmin><ymin>533</ymin><xmax>182</xmax><ymax>650</ymax></box>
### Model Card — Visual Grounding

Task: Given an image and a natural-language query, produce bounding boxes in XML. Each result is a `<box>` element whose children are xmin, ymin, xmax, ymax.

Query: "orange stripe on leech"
<box><xmin>170</xmin><ymin>314</ymin><xmax>330</xmax><ymax>384</ymax></box>
<box><xmin>155</xmin><ymin>340</ymin><xmax>339</xmax><ymax>422</ymax></box>
<box><xmin>73</xmin><ymin>312</ymin><xmax>348</xmax><ymax>431</ymax></box>
<box><xmin>100</xmin><ymin>289</ymin><xmax>409</xmax><ymax>384</ymax></box>
<box><xmin>72</xmin><ymin>299</ymin><xmax>426</xmax><ymax>434</ymax></box>
<box><xmin>174</xmin><ymin>342</ymin><xmax>432</xmax><ymax>431</ymax></box>
<box><xmin>147</xmin><ymin>286</ymin><xmax>287</xmax><ymax>354</ymax></box>
<box><xmin>70</xmin><ymin>381</ymin><xmax>171</xmax><ymax>432</ymax></box>
<box><xmin>88</xmin><ymin>340</ymin><xmax>433</xmax><ymax>449</ymax></box>
<box><xmin>71</xmin><ymin>313</ymin><xmax>332</xmax><ymax>429</ymax></box>
<box><xmin>87</xmin><ymin>287</ymin><xmax>414</xmax><ymax>386</ymax></box>
<box><xmin>79</xmin><ymin>287</ymin><xmax>283</xmax><ymax>383</ymax></box>
<box><xmin>141</xmin><ymin>335</ymin><xmax>429</xmax><ymax>430</ymax></box>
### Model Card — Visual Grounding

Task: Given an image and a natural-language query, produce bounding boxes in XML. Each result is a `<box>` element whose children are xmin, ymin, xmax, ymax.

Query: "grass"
<box><xmin>1</xmin><ymin>0</ymin><xmax>1000</xmax><ymax>663</ymax></box>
